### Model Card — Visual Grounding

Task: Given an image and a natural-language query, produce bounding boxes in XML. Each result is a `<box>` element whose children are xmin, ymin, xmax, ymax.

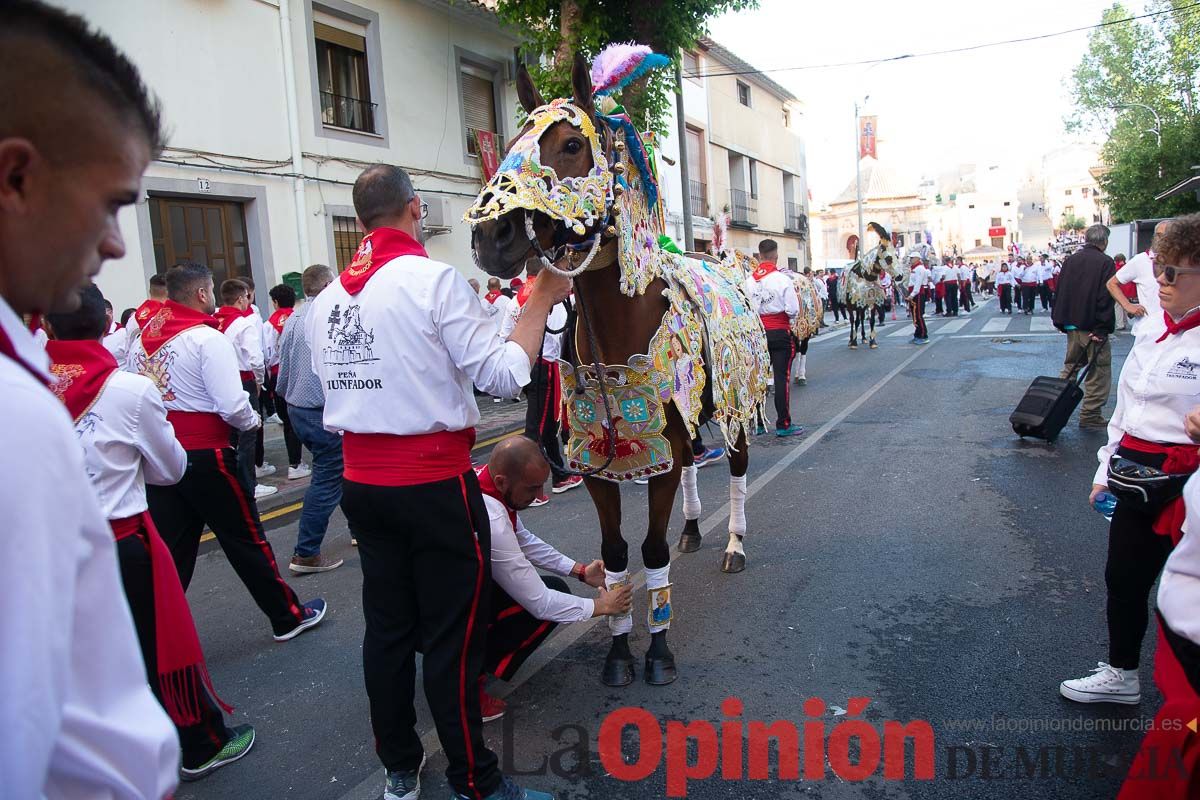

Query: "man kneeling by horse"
<box><xmin>476</xmin><ymin>436</ymin><xmax>633</xmax><ymax>719</ymax></box>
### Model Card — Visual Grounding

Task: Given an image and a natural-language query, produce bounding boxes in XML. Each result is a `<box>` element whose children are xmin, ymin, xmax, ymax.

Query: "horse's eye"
<box><xmin>564</xmin><ymin>139</ymin><xmax>583</xmax><ymax>155</ymax></box>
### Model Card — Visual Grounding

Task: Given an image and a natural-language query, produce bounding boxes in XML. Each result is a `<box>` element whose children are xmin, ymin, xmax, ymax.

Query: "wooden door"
<box><xmin>149</xmin><ymin>197</ymin><xmax>251</xmax><ymax>287</ymax></box>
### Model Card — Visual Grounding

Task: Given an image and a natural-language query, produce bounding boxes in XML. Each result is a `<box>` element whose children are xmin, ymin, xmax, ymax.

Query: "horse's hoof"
<box><xmin>601</xmin><ymin>656</ymin><xmax>636</xmax><ymax>687</ymax></box>
<box><xmin>721</xmin><ymin>551</ymin><xmax>746</xmax><ymax>574</ymax></box>
<box><xmin>644</xmin><ymin>653</ymin><xmax>677</xmax><ymax>686</ymax></box>
<box><xmin>849</xmin><ymin>342</ymin><xmax>858</xmax><ymax>350</ymax></box>
<box><xmin>678</xmin><ymin>530</ymin><xmax>702</xmax><ymax>553</ymax></box>
<box><xmin>869</xmin><ymin>341</ymin><xmax>878</xmax><ymax>349</ymax></box>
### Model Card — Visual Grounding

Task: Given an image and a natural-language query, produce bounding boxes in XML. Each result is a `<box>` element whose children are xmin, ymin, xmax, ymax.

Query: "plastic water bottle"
<box><xmin>1093</xmin><ymin>491</ymin><xmax>1117</xmax><ymax>521</ymax></box>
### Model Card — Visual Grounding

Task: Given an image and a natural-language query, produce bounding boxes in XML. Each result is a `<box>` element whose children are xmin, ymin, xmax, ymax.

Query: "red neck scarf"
<box><xmin>476</xmin><ymin>465</ymin><xmax>517</xmax><ymax>528</ymax></box>
<box><xmin>213</xmin><ymin>304</ymin><xmax>253</xmax><ymax>333</ymax></box>
<box><xmin>752</xmin><ymin>261</ymin><xmax>779</xmax><ymax>281</ymax></box>
<box><xmin>45</xmin><ymin>340</ymin><xmax>119</xmax><ymax>422</ymax></box>
<box><xmin>134</xmin><ymin>298</ymin><xmax>163</xmax><ymax>327</ymax></box>
<box><xmin>268</xmin><ymin>307</ymin><xmax>294</xmax><ymax>335</ymax></box>
<box><xmin>340</xmin><ymin>227</ymin><xmax>428</xmax><ymax>295</ymax></box>
<box><xmin>485</xmin><ymin>290</ymin><xmax>503</xmax><ymax>305</ymax></box>
<box><xmin>516</xmin><ymin>274</ymin><xmax>537</xmax><ymax>307</ymax></box>
<box><xmin>1156</xmin><ymin>309</ymin><xmax>1200</xmax><ymax>344</ymax></box>
<box><xmin>139</xmin><ymin>300</ymin><xmax>218</xmax><ymax>357</ymax></box>
<box><xmin>0</xmin><ymin>322</ymin><xmax>49</xmax><ymax>386</ymax></box>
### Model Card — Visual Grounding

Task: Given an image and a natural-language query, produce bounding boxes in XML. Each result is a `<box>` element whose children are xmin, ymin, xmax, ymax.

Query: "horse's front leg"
<box><xmin>723</xmin><ymin>428</ymin><xmax>750</xmax><ymax>574</ymax></box>
<box><xmin>585</xmin><ymin>475</ymin><xmax>634</xmax><ymax>687</ymax></box>
<box><xmin>645</xmin><ymin>444</ymin><xmax>684</xmax><ymax>685</ymax></box>
<box><xmin>869</xmin><ymin>308</ymin><xmax>878</xmax><ymax>348</ymax></box>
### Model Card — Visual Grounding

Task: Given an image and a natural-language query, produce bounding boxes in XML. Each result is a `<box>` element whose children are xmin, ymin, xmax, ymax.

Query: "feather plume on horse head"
<box><xmin>590</xmin><ymin>43</ymin><xmax>671</xmax><ymax>97</ymax></box>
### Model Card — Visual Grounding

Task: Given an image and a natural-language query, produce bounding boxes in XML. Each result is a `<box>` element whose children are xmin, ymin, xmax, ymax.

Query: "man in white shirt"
<box><xmin>473</xmin><ymin>436</ymin><xmax>632</xmax><ymax>721</ymax></box>
<box><xmin>498</xmin><ymin>274</ymin><xmax>577</xmax><ymax>502</ymax></box>
<box><xmin>907</xmin><ymin>256</ymin><xmax>931</xmax><ymax>343</ymax></box>
<box><xmin>958</xmin><ymin>259</ymin><xmax>975</xmax><ymax>312</ymax></box>
<box><xmin>1035</xmin><ymin>254</ymin><xmax>1054</xmax><ymax>311</ymax></box>
<box><xmin>137</xmin><ymin>262</ymin><xmax>327</xmax><ymax>643</ymax></box>
<box><xmin>482</xmin><ymin>276</ymin><xmax>513</xmax><ymax>329</ymax></box>
<box><xmin>1107</xmin><ymin>219</ymin><xmax>1172</xmax><ymax>341</ymax></box>
<box><xmin>47</xmin><ymin>285</ymin><xmax>256</xmax><ymax>781</ymax></box>
<box><xmin>306</xmin><ymin>163</ymin><xmax>571</xmax><ymax>800</ymax></box>
<box><xmin>0</xmin><ymin>2</ymin><xmax>179</xmax><ymax>794</ymax></box>
<box><xmin>746</xmin><ymin>239</ymin><xmax>802</xmax><ymax>435</ymax></box>
<box><xmin>213</xmin><ymin>278</ymin><xmax>273</xmax><ymax>498</ymax></box>
<box><xmin>127</xmin><ymin>272</ymin><xmax>168</xmax><ymax>353</ymax></box>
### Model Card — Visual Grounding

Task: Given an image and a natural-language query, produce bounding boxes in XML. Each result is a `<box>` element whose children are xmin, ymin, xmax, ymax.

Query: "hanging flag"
<box><xmin>858</xmin><ymin>116</ymin><xmax>877</xmax><ymax>159</ymax></box>
<box><xmin>476</xmin><ymin>130</ymin><xmax>500</xmax><ymax>183</ymax></box>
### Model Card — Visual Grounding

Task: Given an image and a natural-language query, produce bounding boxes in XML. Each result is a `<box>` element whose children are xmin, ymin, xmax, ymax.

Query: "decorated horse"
<box><xmin>838</xmin><ymin>222</ymin><xmax>897</xmax><ymax>349</ymax></box>
<box><xmin>467</xmin><ymin>47</ymin><xmax>770</xmax><ymax>688</ymax></box>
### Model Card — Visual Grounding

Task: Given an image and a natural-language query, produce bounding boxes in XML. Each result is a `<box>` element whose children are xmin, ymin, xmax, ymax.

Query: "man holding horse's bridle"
<box><xmin>305</xmin><ymin>163</ymin><xmax>571</xmax><ymax>800</ymax></box>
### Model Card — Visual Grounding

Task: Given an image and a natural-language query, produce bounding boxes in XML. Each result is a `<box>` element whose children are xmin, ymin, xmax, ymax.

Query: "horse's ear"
<box><xmin>516</xmin><ymin>64</ymin><xmax>545</xmax><ymax>115</ymax></box>
<box><xmin>571</xmin><ymin>52</ymin><xmax>594</xmax><ymax>115</ymax></box>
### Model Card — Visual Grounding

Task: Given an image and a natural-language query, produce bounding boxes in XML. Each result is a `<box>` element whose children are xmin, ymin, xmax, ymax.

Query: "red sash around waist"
<box><xmin>167</xmin><ymin>410</ymin><xmax>232</xmax><ymax>450</ymax></box>
<box><xmin>759</xmin><ymin>312</ymin><xmax>791</xmax><ymax>331</ymax></box>
<box><xmin>269</xmin><ymin>364</ymin><xmax>280</xmax><ymax>378</ymax></box>
<box><xmin>1020</xmin><ymin>281</ymin><xmax>1039</xmax><ymax>288</ymax></box>
<box><xmin>239</xmin><ymin>370</ymin><xmax>254</xmax><ymax>383</ymax></box>
<box><xmin>1119</xmin><ymin>433</ymin><xmax>1200</xmax><ymax>545</ymax></box>
<box><xmin>343</xmin><ymin>428</ymin><xmax>476</xmax><ymax>487</ymax></box>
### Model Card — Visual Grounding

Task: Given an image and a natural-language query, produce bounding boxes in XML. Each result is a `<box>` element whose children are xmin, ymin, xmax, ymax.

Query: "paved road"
<box><xmin>180</xmin><ymin>298</ymin><xmax>1159</xmax><ymax>800</ymax></box>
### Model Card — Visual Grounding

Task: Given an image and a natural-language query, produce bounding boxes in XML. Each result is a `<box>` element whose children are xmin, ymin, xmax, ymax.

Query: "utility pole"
<box><xmin>854</xmin><ymin>97</ymin><xmax>864</xmax><ymax>259</ymax></box>
<box><xmin>675</xmin><ymin>58</ymin><xmax>694</xmax><ymax>251</ymax></box>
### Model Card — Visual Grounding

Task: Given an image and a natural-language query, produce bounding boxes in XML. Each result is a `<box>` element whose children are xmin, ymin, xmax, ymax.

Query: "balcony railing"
<box><xmin>688</xmin><ymin>180</ymin><xmax>708</xmax><ymax>218</ymax></box>
<box><xmin>320</xmin><ymin>91</ymin><xmax>377</xmax><ymax>134</ymax></box>
<box><xmin>730</xmin><ymin>189</ymin><xmax>757</xmax><ymax>227</ymax></box>
<box><xmin>784</xmin><ymin>202</ymin><xmax>808</xmax><ymax>237</ymax></box>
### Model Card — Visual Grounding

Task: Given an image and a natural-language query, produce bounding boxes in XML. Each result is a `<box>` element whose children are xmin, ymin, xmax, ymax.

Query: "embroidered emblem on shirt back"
<box><xmin>137</xmin><ymin>348</ymin><xmax>178</xmax><ymax>401</ymax></box>
<box><xmin>50</xmin><ymin>363</ymin><xmax>84</xmax><ymax>401</ymax></box>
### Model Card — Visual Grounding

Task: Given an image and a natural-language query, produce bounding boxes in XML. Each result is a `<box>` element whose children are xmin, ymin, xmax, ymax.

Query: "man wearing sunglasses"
<box><xmin>1052</xmin><ymin>224</ymin><xmax>1118</xmax><ymax>428</ymax></box>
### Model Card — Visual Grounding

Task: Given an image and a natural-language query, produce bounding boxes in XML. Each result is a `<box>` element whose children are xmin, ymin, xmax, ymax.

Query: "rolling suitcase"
<box><xmin>1010</xmin><ymin>347</ymin><xmax>1097</xmax><ymax>442</ymax></box>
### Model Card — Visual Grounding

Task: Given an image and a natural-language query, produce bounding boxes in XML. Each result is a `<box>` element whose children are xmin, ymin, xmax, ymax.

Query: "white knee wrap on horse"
<box><xmin>605</xmin><ymin>568</ymin><xmax>633</xmax><ymax>635</ymax></box>
<box><xmin>681</xmin><ymin>464</ymin><xmax>700</xmax><ymax>520</ymax></box>
<box><xmin>729</xmin><ymin>475</ymin><xmax>748</xmax><ymax>537</ymax></box>
<box><xmin>797</xmin><ymin>354</ymin><xmax>807</xmax><ymax>378</ymax></box>
<box><xmin>645</xmin><ymin>564</ymin><xmax>672</xmax><ymax>633</ymax></box>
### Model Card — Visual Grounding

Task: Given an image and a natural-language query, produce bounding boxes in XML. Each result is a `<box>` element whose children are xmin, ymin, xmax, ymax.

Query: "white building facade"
<box><xmin>59</xmin><ymin>0</ymin><xmax>519</xmax><ymax>312</ymax></box>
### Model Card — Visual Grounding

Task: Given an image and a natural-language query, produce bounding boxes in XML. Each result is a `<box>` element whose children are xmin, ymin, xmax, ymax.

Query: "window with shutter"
<box><xmin>462</xmin><ymin>66</ymin><xmax>497</xmax><ymax>157</ymax></box>
<box><xmin>314</xmin><ymin>21</ymin><xmax>375</xmax><ymax>133</ymax></box>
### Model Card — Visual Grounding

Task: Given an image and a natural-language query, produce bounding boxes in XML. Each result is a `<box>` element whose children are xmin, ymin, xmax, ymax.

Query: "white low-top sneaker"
<box><xmin>1060</xmin><ymin>662</ymin><xmax>1140</xmax><ymax>704</ymax></box>
<box><xmin>288</xmin><ymin>464</ymin><xmax>311</xmax><ymax>480</ymax></box>
<box><xmin>254</xmin><ymin>483</ymin><xmax>278</xmax><ymax>500</ymax></box>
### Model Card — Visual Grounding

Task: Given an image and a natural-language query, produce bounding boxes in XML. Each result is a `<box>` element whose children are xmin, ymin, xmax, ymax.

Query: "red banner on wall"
<box><xmin>475</xmin><ymin>130</ymin><xmax>500</xmax><ymax>183</ymax></box>
<box><xmin>858</xmin><ymin>116</ymin><xmax>877</xmax><ymax>159</ymax></box>
<box><xmin>988</xmin><ymin>226</ymin><xmax>1006</xmax><ymax>237</ymax></box>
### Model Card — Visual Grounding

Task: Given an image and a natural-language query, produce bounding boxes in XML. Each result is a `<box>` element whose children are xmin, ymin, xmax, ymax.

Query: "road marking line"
<box><xmin>200</xmin><ymin>427</ymin><xmax>526</xmax><ymax>543</ymax></box>
<box><xmin>949</xmin><ymin>332</ymin><xmax>1061</xmax><ymax>339</ymax></box>
<box><xmin>981</xmin><ymin>317</ymin><xmax>1010</xmax><ymax>333</ymax></box>
<box><xmin>887</xmin><ymin>325</ymin><xmax>912</xmax><ymax>338</ymax></box>
<box><xmin>936</xmin><ymin>319</ymin><xmax>970</xmax><ymax>334</ymax></box>
<box><xmin>334</xmin><ymin>342</ymin><xmax>936</xmax><ymax>800</ymax></box>
<box><xmin>1030</xmin><ymin>316</ymin><xmax>1056</xmax><ymax>332</ymax></box>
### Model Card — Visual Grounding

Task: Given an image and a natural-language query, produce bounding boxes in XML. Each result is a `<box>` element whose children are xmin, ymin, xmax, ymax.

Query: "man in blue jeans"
<box><xmin>277</xmin><ymin>264</ymin><xmax>346</xmax><ymax>573</ymax></box>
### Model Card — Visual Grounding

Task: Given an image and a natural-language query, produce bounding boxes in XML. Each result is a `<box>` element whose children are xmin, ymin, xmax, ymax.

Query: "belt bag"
<box><xmin>1106</xmin><ymin>454</ymin><xmax>1191</xmax><ymax>509</ymax></box>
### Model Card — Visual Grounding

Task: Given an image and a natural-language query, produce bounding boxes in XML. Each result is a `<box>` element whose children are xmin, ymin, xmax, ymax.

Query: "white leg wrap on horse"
<box><xmin>681</xmin><ymin>464</ymin><xmax>701</xmax><ymax>520</ymax></box>
<box><xmin>797</xmin><ymin>354</ymin><xmax>807</xmax><ymax>379</ymax></box>
<box><xmin>605</xmin><ymin>569</ymin><xmax>633</xmax><ymax>635</ymax></box>
<box><xmin>645</xmin><ymin>564</ymin><xmax>673</xmax><ymax>633</ymax></box>
<box><xmin>729</xmin><ymin>475</ymin><xmax>748</xmax><ymax>537</ymax></box>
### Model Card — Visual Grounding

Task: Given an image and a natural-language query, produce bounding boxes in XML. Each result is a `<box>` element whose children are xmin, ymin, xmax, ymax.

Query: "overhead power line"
<box><xmin>685</xmin><ymin>2</ymin><xmax>1200</xmax><ymax>80</ymax></box>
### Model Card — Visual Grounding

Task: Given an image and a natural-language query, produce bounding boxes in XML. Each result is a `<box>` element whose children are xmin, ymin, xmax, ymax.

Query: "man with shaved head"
<box><xmin>0</xmin><ymin>1</ymin><xmax>178</xmax><ymax>796</ymax></box>
<box><xmin>474</xmin><ymin>436</ymin><xmax>631</xmax><ymax>720</ymax></box>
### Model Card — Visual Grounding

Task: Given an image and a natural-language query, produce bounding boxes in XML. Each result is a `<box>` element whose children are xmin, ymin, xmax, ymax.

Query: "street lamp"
<box><xmin>1110</xmin><ymin>102</ymin><xmax>1162</xmax><ymax>177</ymax></box>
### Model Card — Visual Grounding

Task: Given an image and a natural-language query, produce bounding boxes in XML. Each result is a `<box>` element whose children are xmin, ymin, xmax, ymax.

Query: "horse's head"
<box><xmin>466</xmin><ymin>55</ymin><xmax>616</xmax><ymax>279</ymax></box>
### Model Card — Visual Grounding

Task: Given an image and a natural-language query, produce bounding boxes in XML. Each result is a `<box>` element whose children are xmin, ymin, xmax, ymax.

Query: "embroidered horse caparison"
<box><xmin>467</xmin><ymin>48</ymin><xmax>770</xmax><ymax>688</ymax></box>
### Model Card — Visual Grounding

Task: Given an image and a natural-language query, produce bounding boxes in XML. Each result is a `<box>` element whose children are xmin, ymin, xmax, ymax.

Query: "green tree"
<box><xmin>493</xmin><ymin>0</ymin><xmax>757</xmax><ymax>133</ymax></box>
<box><xmin>1067</xmin><ymin>0</ymin><xmax>1200</xmax><ymax>221</ymax></box>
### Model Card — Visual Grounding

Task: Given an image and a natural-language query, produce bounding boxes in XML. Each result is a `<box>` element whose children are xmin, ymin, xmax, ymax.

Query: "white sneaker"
<box><xmin>288</xmin><ymin>464</ymin><xmax>311</xmax><ymax>480</ymax></box>
<box><xmin>264</xmin><ymin>413</ymin><xmax>283</xmax><ymax>425</ymax></box>
<box><xmin>1059</xmin><ymin>662</ymin><xmax>1140</xmax><ymax>704</ymax></box>
<box><xmin>255</xmin><ymin>463</ymin><xmax>276</xmax><ymax>479</ymax></box>
<box><xmin>254</xmin><ymin>483</ymin><xmax>278</xmax><ymax>500</ymax></box>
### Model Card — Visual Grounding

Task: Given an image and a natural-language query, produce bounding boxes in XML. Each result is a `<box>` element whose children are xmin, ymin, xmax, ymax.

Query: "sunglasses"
<box><xmin>1152</xmin><ymin>262</ymin><xmax>1200</xmax><ymax>285</ymax></box>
